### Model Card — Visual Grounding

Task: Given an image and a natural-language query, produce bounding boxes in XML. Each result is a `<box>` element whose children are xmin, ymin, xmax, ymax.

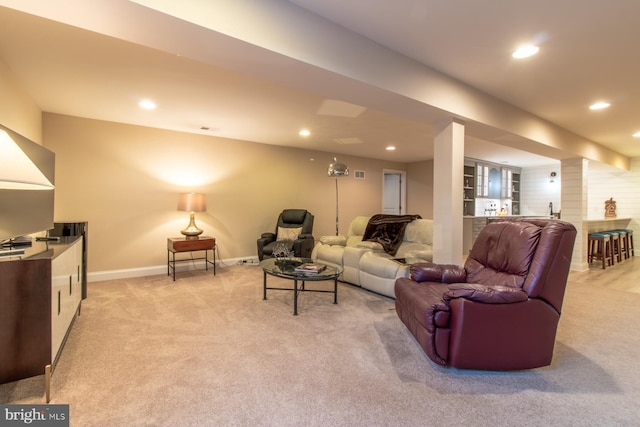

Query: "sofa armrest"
<box><xmin>409</xmin><ymin>262</ymin><xmax>467</xmax><ymax>283</ymax></box>
<box><xmin>293</xmin><ymin>235</ymin><xmax>315</xmax><ymax>258</ymax></box>
<box><xmin>443</xmin><ymin>283</ymin><xmax>528</xmax><ymax>304</ymax></box>
<box><xmin>319</xmin><ymin>235</ymin><xmax>347</xmax><ymax>246</ymax></box>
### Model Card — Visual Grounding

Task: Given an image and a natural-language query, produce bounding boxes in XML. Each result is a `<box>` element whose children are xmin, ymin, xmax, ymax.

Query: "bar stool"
<box><xmin>588</xmin><ymin>233</ymin><xmax>613</xmax><ymax>269</ymax></box>
<box><xmin>602</xmin><ymin>231</ymin><xmax>622</xmax><ymax>263</ymax></box>
<box><xmin>612</xmin><ymin>229</ymin><xmax>629</xmax><ymax>260</ymax></box>
<box><xmin>613</xmin><ymin>229</ymin><xmax>634</xmax><ymax>258</ymax></box>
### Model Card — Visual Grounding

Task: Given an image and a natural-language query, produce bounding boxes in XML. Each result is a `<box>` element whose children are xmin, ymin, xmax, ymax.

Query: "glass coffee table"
<box><xmin>260</xmin><ymin>257</ymin><xmax>342</xmax><ymax>315</ymax></box>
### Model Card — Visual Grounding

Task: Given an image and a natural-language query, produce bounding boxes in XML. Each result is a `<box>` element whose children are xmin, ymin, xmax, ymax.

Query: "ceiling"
<box><xmin>0</xmin><ymin>0</ymin><xmax>638</xmax><ymax>168</ymax></box>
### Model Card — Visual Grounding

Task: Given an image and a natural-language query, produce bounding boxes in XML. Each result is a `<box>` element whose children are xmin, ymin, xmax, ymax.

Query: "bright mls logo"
<box><xmin>1</xmin><ymin>405</ymin><xmax>69</xmax><ymax>426</ymax></box>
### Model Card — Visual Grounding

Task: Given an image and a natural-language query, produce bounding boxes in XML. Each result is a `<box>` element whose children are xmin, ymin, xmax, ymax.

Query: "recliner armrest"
<box><xmin>298</xmin><ymin>233</ymin><xmax>314</xmax><ymax>240</ymax></box>
<box><xmin>443</xmin><ymin>283</ymin><xmax>528</xmax><ymax>304</ymax></box>
<box><xmin>261</xmin><ymin>232</ymin><xmax>276</xmax><ymax>240</ymax></box>
<box><xmin>410</xmin><ymin>262</ymin><xmax>467</xmax><ymax>283</ymax></box>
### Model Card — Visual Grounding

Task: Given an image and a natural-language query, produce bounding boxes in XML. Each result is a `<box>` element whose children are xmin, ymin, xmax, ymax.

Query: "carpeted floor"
<box><xmin>2</xmin><ymin>262</ymin><xmax>640</xmax><ymax>426</ymax></box>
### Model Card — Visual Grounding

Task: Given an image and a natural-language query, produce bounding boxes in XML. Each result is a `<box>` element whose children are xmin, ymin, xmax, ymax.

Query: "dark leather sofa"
<box><xmin>394</xmin><ymin>218</ymin><xmax>576</xmax><ymax>370</ymax></box>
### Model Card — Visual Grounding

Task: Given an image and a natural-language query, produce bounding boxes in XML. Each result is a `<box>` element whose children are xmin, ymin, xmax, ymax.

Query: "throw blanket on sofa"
<box><xmin>362</xmin><ymin>214</ymin><xmax>422</xmax><ymax>256</ymax></box>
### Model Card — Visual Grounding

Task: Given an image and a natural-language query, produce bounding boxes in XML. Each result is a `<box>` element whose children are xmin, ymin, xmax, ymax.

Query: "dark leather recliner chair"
<box><xmin>394</xmin><ymin>218</ymin><xmax>576</xmax><ymax>371</ymax></box>
<box><xmin>257</xmin><ymin>209</ymin><xmax>315</xmax><ymax>261</ymax></box>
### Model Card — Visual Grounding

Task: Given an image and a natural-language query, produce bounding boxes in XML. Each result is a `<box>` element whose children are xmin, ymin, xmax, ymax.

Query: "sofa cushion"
<box><xmin>359</xmin><ymin>253</ymin><xmax>400</xmax><ymax>279</ymax></box>
<box><xmin>346</xmin><ymin>216</ymin><xmax>370</xmax><ymax>237</ymax></box>
<box><xmin>315</xmin><ymin>244</ymin><xmax>345</xmax><ymax>266</ymax></box>
<box><xmin>404</xmin><ymin>219</ymin><xmax>433</xmax><ymax>244</ymax></box>
<box><xmin>356</xmin><ymin>241</ymin><xmax>385</xmax><ymax>252</ymax></box>
<box><xmin>395</xmin><ymin>242</ymin><xmax>433</xmax><ymax>261</ymax></box>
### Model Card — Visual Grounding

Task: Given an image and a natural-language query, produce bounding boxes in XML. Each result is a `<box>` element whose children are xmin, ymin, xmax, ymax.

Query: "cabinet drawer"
<box><xmin>168</xmin><ymin>237</ymin><xmax>215</xmax><ymax>252</ymax></box>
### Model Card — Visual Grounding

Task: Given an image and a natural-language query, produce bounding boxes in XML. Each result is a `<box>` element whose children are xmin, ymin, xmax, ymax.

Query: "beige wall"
<box><xmin>43</xmin><ymin>113</ymin><xmax>424</xmax><ymax>274</ymax></box>
<box><xmin>0</xmin><ymin>58</ymin><xmax>42</xmax><ymax>143</ymax></box>
<box><xmin>406</xmin><ymin>160</ymin><xmax>434</xmax><ymax>218</ymax></box>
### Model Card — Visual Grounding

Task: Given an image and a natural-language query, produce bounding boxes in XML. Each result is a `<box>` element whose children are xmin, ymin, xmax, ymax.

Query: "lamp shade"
<box><xmin>0</xmin><ymin>130</ymin><xmax>54</xmax><ymax>190</ymax></box>
<box><xmin>177</xmin><ymin>193</ymin><xmax>207</xmax><ymax>212</ymax></box>
<box><xmin>328</xmin><ymin>157</ymin><xmax>349</xmax><ymax>177</ymax></box>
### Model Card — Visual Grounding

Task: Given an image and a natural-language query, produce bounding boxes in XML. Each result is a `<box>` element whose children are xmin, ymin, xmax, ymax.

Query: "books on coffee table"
<box><xmin>294</xmin><ymin>263</ymin><xmax>327</xmax><ymax>274</ymax></box>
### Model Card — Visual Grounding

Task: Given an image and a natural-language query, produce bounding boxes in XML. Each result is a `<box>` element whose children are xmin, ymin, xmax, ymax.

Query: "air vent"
<box><xmin>354</xmin><ymin>170</ymin><xmax>365</xmax><ymax>179</ymax></box>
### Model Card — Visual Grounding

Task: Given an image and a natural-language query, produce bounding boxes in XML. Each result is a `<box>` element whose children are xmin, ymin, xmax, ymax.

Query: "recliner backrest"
<box><xmin>519</xmin><ymin>219</ymin><xmax>576</xmax><ymax>312</ymax></box>
<box><xmin>464</xmin><ymin>221</ymin><xmax>542</xmax><ymax>288</ymax></box>
<box><xmin>464</xmin><ymin>219</ymin><xmax>576</xmax><ymax>312</ymax></box>
<box><xmin>276</xmin><ymin>209</ymin><xmax>314</xmax><ymax>234</ymax></box>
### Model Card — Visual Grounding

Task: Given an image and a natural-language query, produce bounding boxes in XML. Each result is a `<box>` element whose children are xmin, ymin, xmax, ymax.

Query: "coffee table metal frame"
<box><xmin>260</xmin><ymin>257</ymin><xmax>342</xmax><ymax>315</ymax></box>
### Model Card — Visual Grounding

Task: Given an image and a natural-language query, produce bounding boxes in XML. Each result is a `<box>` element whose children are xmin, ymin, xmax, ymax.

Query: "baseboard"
<box><xmin>88</xmin><ymin>256</ymin><xmax>260</xmax><ymax>283</ymax></box>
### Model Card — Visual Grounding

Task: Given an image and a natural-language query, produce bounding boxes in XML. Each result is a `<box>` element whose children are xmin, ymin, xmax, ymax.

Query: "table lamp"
<box><xmin>177</xmin><ymin>193</ymin><xmax>206</xmax><ymax>238</ymax></box>
<box><xmin>0</xmin><ymin>130</ymin><xmax>54</xmax><ymax>190</ymax></box>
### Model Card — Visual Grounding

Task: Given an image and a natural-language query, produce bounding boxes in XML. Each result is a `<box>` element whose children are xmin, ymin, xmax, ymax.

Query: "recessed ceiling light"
<box><xmin>386</xmin><ymin>145</ymin><xmax>396</xmax><ymax>151</ymax></box>
<box><xmin>299</xmin><ymin>129</ymin><xmax>311</xmax><ymax>137</ymax></box>
<box><xmin>633</xmin><ymin>131</ymin><xmax>640</xmax><ymax>138</ymax></box>
<box><xmin>512</xmin><ymin>45</ymin><xmax>539</xmax><ymax>59</ymax></box>
<box><xmin>139</xmin><ymin>99</ymin><xmax>156</xmax><ymax>110</ymax></box>
<box><xmin>589</xmin><ymin>101</ymin><xmax>610</xmax><ymax>110</ymax></box>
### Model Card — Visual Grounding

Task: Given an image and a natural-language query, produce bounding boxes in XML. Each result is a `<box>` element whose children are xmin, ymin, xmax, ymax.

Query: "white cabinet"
<box><xmin>476</xmin><ymin>163</ymin><xmax>489</xmax><ymax>197</ymax></box>
<box><xmin>501</xmin><ymin>168</ymin><xmax>513</xmax><ymax>199</ymax></box>
<box><xmin>463</xmin><ymin>164</ymin><xmax>475</xmax><ymax>216</ymax></box>
<box><xmin>51</xmin><ymin>237</ymin><xmax>83</xmax><ymax>362</ymax></box>
<box><xmin>512</xmin><ymin>172</ymin><xmax>521</xmax><ymax>215</ymax></box>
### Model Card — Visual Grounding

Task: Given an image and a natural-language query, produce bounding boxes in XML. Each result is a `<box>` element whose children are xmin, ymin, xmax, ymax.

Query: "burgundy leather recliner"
<box><xmin>394</xmin><ymin>218</ymin><xmax>576</xmax><ymax>370</ymax></box>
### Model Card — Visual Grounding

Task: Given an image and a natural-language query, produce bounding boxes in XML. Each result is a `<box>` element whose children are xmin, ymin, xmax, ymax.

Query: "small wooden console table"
<box><xmin>167</xmin><ymin>236</ymin><xmax>216</xmax><ymax>281</ymax></box>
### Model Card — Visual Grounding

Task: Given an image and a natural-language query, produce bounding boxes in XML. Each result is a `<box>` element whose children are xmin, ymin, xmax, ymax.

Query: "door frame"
<box><xmin>382</xmin><ymin>169</ymin><xmax>407</xmax><ymax>215</ymax></box>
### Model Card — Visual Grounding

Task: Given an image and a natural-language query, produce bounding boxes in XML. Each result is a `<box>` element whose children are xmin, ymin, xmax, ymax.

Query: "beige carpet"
<box><xmin>2</xmin><ymin>263</ymin><xmax>640</xmax><ymax>426</ymax></box>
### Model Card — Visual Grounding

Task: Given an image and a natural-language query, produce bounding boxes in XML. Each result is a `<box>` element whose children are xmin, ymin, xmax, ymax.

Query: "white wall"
<box><xmin>520</xmin><ymin>165</ymin><xmax>562</xmax><ymax>216</ymax></box>
<box><xmin>588</xmin><ymin>159</ymin><xmax>640</xmax><ymax>221</ymax></box>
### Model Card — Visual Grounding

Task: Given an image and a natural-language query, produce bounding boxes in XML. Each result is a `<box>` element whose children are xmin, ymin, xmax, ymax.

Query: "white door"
<box><xmin>383</xmin><ymin>170</ymin><xmax>405</xmax><ymax>214</ymax></box>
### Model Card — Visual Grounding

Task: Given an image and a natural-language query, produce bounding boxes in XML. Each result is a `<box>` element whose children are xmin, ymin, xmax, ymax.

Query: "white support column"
<box><xmin>433</xmin><ymin>120</ymin><xmax>465</xmax><ymax>265</ymax></box>
<box><xmin>561</xmin><ymin>158</ymin><xmax>589</xmax><ymax>271</ymax></box>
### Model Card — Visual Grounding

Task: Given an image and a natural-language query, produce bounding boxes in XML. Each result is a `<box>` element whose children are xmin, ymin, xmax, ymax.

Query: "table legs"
<box><xmin>294</xmin><ymin>279</ymin><xmax>299</xmax><ymax>315</ymax></box>
<box><xmin>263</xmin><ymin>271</ymin><xmax>267</xmax><ymax>300</ymax></box>
<box><xmin>262</xmin><ymin>274</ymin><xmax>338</xmax><ymax>315</ymax></box>
<box><xmin>168</xmin><ymin>248</ymin><xmax>215</xmax><ymax>281</ymax></box>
